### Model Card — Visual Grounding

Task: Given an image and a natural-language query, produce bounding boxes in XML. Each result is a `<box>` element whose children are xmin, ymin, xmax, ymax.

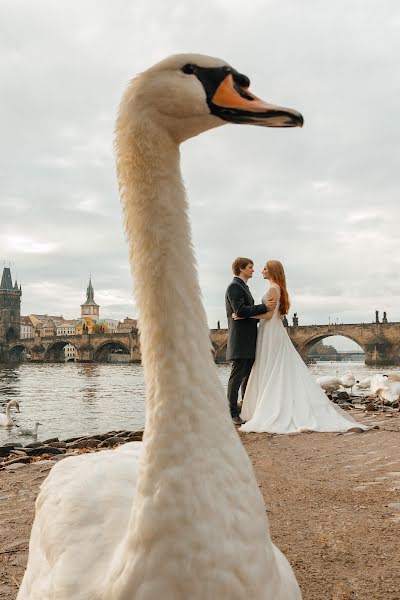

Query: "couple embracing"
<box><xmin>225</xmin><ymin>257</ymin><xmax>367</xmax><ymax>434</ymax></box>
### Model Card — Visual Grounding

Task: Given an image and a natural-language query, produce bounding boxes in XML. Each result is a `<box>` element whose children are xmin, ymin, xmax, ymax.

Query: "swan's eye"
<box><xmin>182</xmin><ymin>64</ymin><xmax>195</xmax><ymax>75</ymax></box>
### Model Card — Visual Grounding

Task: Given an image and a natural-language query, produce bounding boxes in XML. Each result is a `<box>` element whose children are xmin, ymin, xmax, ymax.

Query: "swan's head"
<box><xmin>7</xmin><ymin>399</ymin><xmax>20</xmax><ymax>412</ymax></box>
<box><xmin>119</xmin><ymin>53</ymin><xmax>303</xmax><ymax>143</ymax></box>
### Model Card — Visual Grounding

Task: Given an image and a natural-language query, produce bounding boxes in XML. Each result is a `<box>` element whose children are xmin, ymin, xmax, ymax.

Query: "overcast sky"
<box><xmin>1</xmin><ymin>0</ymin><xmax>399</xmax><ymax>350</ymax></box>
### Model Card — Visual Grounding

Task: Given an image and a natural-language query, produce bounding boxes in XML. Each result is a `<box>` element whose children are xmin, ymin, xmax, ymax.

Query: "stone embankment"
<box><xmin>0</xmin><ymin>430</ymin><xmax>144</xmax><ymax>471</ymax></box>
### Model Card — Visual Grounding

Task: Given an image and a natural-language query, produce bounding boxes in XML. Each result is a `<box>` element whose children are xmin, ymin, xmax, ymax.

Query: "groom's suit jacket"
<box><xmin>225</xmin><ymin>277</ymin><xmax>267</xmax><ymax>360</ymax></box>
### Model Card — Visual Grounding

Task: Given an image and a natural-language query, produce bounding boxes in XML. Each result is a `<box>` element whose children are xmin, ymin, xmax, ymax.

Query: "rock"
<box><xmin>4</xmin><ymin>463</ymin><xmax>28</xmax><ymax>470</ymax></box>
<box><xmin>49</xmin><ymin>441</ymin><xmax>67</xmax><ymax>448</ymax></box>
<box><xmin>9</xmin><ymin>449</ymin><xmax>28</xmax><ymax>456</ymax></box>
<box><xmin>126</xmin><ymin>431</ymin><xmax>144</xmax><ymax>441</ymax></box>
<box><xmin>2</xmin><ymin>456</ymin><xmax>31</xmax><ymax>467</ymax></box>
<box><xmin>63</xmin><ymin>436</ymin><xmax>83</xmax><ymax>443</ymax></box>
<box><xmin>22</xmin><ymin>446</ymin><xmax>66</xmax><ymax>457</ymax></box>
<box><xmin>67</xmin><ymin>438</ymin><xmax>100</xmax><ymax>449</ymax></box>
<box><xmin>42</xmin><ymin>437</ymin><xmax>59</xmax><ymax>444</ymax></box>
<box><xmin>336</xmin><ymin>391</ymin><xmax>350</xmax><ymax>401</ymax></box>
<box><xmin>0</xmin><ymin>447</ymin><xmax>14</xmax><ymax>457</ymax></box>
<box><xmin>32</xmin><ymin>460</ymin><xmax>54</xmax><ymax>467</ymax></box>
<box><xmin>365</xmin><ymin>403</ymin><xmax>377</xmax><ymax>412</ymax></box>
<box><xmin>99</xmin><ymin>436</ymin><xmax>123</xmax><ymax>448</ymax></box>
<box><xmin>25</xmin><ymin>441</ymin><xmax>43</xmax><ymax>448</ymax></box>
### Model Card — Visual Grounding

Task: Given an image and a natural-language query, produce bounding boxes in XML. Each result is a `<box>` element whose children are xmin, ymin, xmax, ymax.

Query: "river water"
<box><xmin>0</xmin><ymin>361</ymin><xmax>398</xmax><ymax>445</ymax></box>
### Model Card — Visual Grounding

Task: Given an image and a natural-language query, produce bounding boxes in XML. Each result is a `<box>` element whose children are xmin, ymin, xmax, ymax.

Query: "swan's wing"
<box><xmin>17</xmin><ymin>442</ymin><xmax>143</xmax><ymax>600</ymax></box>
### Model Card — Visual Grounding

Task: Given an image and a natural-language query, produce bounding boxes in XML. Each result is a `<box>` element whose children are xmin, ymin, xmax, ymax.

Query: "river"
<box><xmin>0</xmin><ymin>361</ymin><xmax>398</xmax><ymax>445</ymax></box>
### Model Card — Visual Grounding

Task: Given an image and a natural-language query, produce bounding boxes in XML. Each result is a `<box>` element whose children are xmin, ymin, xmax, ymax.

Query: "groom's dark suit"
<box><xmin>225</xmin><ymin>277</ymin><xmax>267</xmax><ymax>418</ymax></box>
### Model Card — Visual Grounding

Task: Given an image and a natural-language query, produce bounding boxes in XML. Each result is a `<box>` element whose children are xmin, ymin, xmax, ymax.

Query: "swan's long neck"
<box><xmin>111</xmin><ymin>107</ymin><xmax>274</xmax><ymax>599</ymax></box>
<box><xmin>117</xmin><ymin>120</ymin><xmax>219</xmax><ymax>430</ymax></box>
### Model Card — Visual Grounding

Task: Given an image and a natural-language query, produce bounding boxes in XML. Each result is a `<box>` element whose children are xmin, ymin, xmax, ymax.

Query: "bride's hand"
<box><xmin>232</xmin><ymin>313</ymin><xmax>244</xmax><ymax>320</ymax></box>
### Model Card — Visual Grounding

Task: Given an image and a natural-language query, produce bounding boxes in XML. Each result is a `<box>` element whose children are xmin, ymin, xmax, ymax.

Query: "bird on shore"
<box><xmin>18</xmin><ymin>54</ymin><xmax>303</xmax><ymax>600</ymax></box>
<box><xmin>316</xmin><ymin>375</ymin><xmax>341</xmax><ymax>395</ymax></box>
<box><xmin>0</xmin><ymin>399</ymin><xmax>20</xmax><ymax>427</ymax></box>
<box><xmin>16</xmin><ymin>422</ymin><xmax>41</xmax><ymax>437</ymax></box>
<box><xmin>339</xmin><ymin>371</ymin><xmax>356</xmax><ymax>394</ymax></box>
<box><xmin>354</xmin><ymin>377</ymin><xmax>371</xmax><ymax>390</ymax></box>
<box><xmin>370</xmin><ymin>374</ymin><xmax>400</xmax><ymax>406</ymax></box>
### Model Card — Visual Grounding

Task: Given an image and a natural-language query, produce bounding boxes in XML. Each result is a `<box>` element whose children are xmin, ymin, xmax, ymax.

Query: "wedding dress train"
<box><xmin>240</xmin><ymin>284</ymin><xmax>367</xmax><ymax>434</ymax></box>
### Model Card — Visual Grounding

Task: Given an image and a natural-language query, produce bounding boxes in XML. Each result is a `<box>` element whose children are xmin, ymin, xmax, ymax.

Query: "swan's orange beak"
<box><xmin>211</xmin><ymin>74</ymin><xmax>303</xmax><ymax>128</ymax></box>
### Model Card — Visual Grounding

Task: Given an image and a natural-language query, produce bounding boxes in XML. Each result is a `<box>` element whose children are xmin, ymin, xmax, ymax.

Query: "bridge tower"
<box><xmin>0</xmin><ymin>267</ymin><xmax>22</xmax><ymax>343</ymax></box>
<box><xmin>80</xmin><ymin>277</ymin><xmax>99</xmax><ymax>321</ymax></box>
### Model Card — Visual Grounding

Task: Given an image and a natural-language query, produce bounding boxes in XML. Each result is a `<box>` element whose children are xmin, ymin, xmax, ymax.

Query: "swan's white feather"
<box><xmin>18</xmin><ymin>442</ymin><xmax>143</xmax><ymax>599</ymax></box>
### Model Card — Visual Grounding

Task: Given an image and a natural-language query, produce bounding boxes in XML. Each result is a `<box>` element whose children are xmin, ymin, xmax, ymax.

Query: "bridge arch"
<box><xmin>44</xmin><ymin>340</ymin><xmax>79</xmax><ymax>362</ymax></box>
<box><xmin>93</xmin><ymin>341</ymin><xmax>131</xmax><ymax>362</ymax></box>
<box><xmin>8</xmin><ymin>343</ymin><xmax>27</xmax><ymax>362</ymax></box>
<box><xmin>299</xmin><ymin>332</ymin><xmax>367</xmax><ymax>362</ymax></box>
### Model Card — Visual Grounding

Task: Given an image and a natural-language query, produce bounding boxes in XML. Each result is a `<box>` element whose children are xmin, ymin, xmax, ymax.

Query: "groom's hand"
<box><xmin>267</xmin><ymin>297</ymin><xmax>277</xmax><ymax>312</ymax></box>
<box><xmin>232</xmin><ymin>313</ymin><xmax>244</xmax><ymax>320</ymax></box>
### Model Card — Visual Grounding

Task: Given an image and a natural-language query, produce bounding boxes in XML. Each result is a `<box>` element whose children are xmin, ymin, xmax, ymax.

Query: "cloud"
<box><xmin>0</xmin><ymin>0</ymin><xmax>399</xmax><ymax>353</ymax></box>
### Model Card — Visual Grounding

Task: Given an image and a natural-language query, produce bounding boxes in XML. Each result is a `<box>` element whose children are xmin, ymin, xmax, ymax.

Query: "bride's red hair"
<box><xmin>267</xmin><ymin>260</ymin><xmax>290</xmax><ymax>315</ymax></box>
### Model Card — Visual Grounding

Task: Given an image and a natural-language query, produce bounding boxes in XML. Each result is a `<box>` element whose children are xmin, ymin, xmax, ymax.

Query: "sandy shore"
<box><xmin>1</xmin><ymin>409</ymin><xmax>399</xmax><ymax>600</ymax></box>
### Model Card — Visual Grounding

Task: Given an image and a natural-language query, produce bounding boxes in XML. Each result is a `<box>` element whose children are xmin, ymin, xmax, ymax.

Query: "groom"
<box><xmin>225</xmin><ymin>257</ymin><xmax>276</xmax><ymax>425</ymax></box>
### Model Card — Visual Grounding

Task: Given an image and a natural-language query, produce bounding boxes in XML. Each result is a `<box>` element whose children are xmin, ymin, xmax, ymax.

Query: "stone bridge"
<box><xmin>2</xmin><ymin>322</ymin><xmax>400</xmax><ymax>365</ymax></box>
<box><xmin>210</xmin><ymin>322</ymin><xmax>400</xmax><ymax>366</ymax></box>
<box><xmin>0</xmin><ymin>329</ymin><xmax>228</xmax><ymax>364</ymax></box>
<box><xmin>1</xmin><ymin>332</ymin><xmax>141</xmax><ymax>363</ymax></box>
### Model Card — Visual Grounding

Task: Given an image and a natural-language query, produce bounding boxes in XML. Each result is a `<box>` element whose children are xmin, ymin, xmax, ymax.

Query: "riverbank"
<box><xmin>0</xmin><ymin>409</ymin><xmax>399</xmax><ymax>600</ymax></box>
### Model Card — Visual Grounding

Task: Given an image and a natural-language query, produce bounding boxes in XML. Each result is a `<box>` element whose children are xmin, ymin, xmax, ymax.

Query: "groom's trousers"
<box><xmin>227</xmin><ymin>358</ymin><xmax>254</xmax><ymax>417</ymax></box>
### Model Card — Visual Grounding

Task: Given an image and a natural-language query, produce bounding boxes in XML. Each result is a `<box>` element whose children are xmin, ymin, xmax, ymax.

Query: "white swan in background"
<box><xmin>0</xmin><ymin>399</ymin><xmax>20</xmax><ymax>427</ymax></box>
<box><xmin>354</xmin><ymin>377</ymin><xmax>371</xmax><ymax>390</ymax></box>
<box><xmin>16</xmin><ymin>422</ymin><xmax>41</xmax><ymax>437</ymax></box>
<box><xmin>316</xmin><ymin>375</ymin><xmax>341</xmax><ymax>395</ymax></box>
<box><xmin>370</xmin><ymin>374</ymin><xmax>400</xmax><ymax>405</ymax></box>
<box><xmin>339</xmin><ymin>371</ymin><xmax>356</xmax><ymax>394</ymax></box>
<box><xmin>18</xmin><ymin>54</ymin><xmax>303</xmax><ymax>600</ymax></box>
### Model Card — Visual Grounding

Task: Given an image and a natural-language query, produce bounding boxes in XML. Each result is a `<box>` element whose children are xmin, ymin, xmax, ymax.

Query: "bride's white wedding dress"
<box><xmin>240</xmin><ymin>283</ymin><xmax>368</xmax><ymax>433</ymax></box>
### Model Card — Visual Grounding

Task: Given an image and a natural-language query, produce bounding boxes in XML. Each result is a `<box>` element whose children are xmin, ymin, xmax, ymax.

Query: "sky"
<box><xmin>1</xmin><ymin>0</ymin><xmax>399</xmax><ymax>351</ymax></box>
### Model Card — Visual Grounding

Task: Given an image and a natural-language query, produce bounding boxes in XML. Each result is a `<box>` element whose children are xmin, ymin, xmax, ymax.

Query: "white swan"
<box><xmin>316</xmin><ymin>375</ymin><xmax>341</xmax><ymax>395</ymax></box>
<box><xmin>18</xmin><ymin>54</ymin><xmax>303</xmax><ymax>600</ymax></box>
<box><xmin>16</xmin><ymin>422</ymin><xmax>41</xmax><ymax>436</ymax></box>
<box><xmin>339</xmin><ymin>371</ymin><xmax>356</xmax><ymax>394</ymax></box>
<box><xmin>354</xmin><ymin>377</ymin><xmax>371</xmax><ymax>390</ymax></box>
<box><xmin>0</xmin><ymin>399</ymin><xmax>20</xmax><ymax>427</ymax></box>
<box><xmin>370</xmin><ymin>374</ymin><xmax>400</xmax><ymax>404</ymax></box>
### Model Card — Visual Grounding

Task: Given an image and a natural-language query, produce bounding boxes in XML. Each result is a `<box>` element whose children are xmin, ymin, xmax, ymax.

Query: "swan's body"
<box><xmin>18</xmin><ymin>54</ymin><xmax>303</xmax><ymax>599</ymax></box>
<box><xmin>354</xmin><ymin>377</ymin><xmax>371</xmax><ymax>390</ymax></box>
<box><xmin>371</xmin><ymin>374</ymin><xmax>400</xmax><ymax>404</ymax></box>
<box><xmin>316</xmin><ymin>375</ymin><xmax>341</xmax><ymax>394</ymax></box>
<box><xmin>0</xmin><ymin>399</ymin><xmax>20</xmax><ymax>427</ymax></box>
<box><xmin>339</xmin><ymin>371</ymin><xmax>356</xmax><ymax>393</ymax></box>
<box><xmin>16</xmin><ymin>422</ymin><xmax>41</xmax><ymax>436</ymax></box>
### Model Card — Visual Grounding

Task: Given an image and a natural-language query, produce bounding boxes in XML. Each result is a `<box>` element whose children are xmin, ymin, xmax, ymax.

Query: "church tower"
<box><xmin>0</xmin><ymin>267</ymin><xmax>22</xmax><ymax>342</ymax></box>
<box><xmin>80</xmin><ymin>277</ymin><xmax>99</xmax><ymax>320</ymax></box>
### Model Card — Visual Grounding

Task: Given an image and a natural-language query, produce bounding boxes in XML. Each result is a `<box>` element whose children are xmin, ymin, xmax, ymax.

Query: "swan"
<box><xmin>370</xmin><ymin>374</ymin><xmax>400</xmax><ymax>405</ymax></box>
<box><xmin>316</xmin><ymin>375</ymin><xmax>341</xmax><ymax>395</ymax></box>
<box><xmin>18</xmin><ymin>54</ymin><xmax>303</xmax><ymax>600</ymax></box>
<box><xmin>339</xmin><ymin>371</ymin><xmax>356</xmax><ymax>394</ymax></box>
<box><xmin>0</xmin><ymin>399</ymin><xmax>20</xmax><ymax>427</ymax></box>
<box><xmin>16</xmin><ymin>422</ymin><xmax>41</xmax><ymax>436</ymax></box>
<box><xmin>354</xmin><ymin>377</ymin><xmax>371</xmax><ymax>390</ymax></box>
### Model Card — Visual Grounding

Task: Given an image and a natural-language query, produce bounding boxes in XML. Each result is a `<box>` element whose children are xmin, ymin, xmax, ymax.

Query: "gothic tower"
<box><xmin>80</xmin><ymin>277</ymin><xmax>99</xmax><ymax>320</ymax></box>
<box><xmin>0</xmin><ymin>267</ymin><xmax>22</xmax><ymax>342</ymax></box>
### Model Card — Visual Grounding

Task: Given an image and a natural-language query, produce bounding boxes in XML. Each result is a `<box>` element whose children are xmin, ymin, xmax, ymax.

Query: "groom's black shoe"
<box><xmin>232</xmin><ymin>416</ymin><xmax>245</xmax><ymax>426</ymax></box>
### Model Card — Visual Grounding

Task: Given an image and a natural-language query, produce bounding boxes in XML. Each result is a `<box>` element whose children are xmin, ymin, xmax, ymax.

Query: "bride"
<box><xmin>236</xmin><ymin>260</ymin><xmax>367</xmax><ymax>434</ymax></box>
